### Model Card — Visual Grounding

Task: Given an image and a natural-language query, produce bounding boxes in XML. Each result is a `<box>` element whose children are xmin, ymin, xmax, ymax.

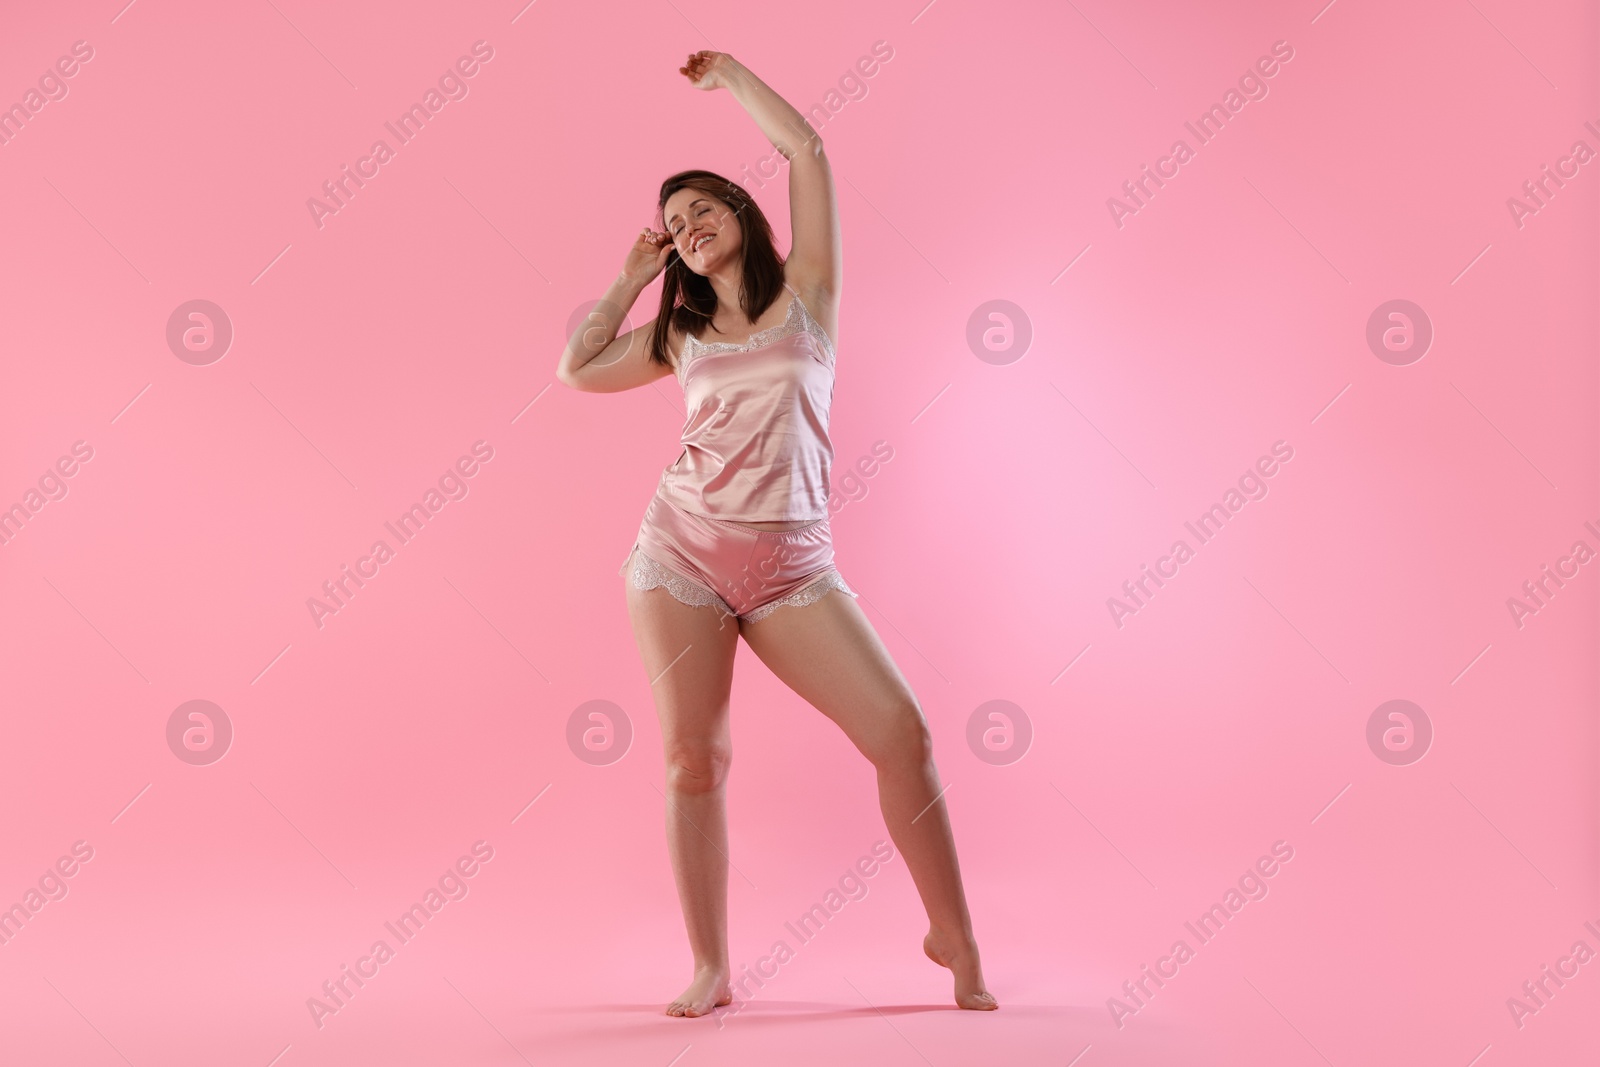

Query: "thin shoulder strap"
<box><xmin>784</xmin><ymin>283</ymin><xmax>836</xmax><ymax>361</ymax></box>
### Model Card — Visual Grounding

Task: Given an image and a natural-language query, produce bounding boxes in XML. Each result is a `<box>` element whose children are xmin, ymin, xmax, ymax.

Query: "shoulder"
<box><xmin>782</xmin><ymin>264</ymin><xmax>839</xmax><ymax>357</ymax></box>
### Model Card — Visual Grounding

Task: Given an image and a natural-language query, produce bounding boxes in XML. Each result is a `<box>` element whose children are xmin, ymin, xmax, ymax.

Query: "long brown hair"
<box><xmin>646</xmin><ymin>170</ymin><xmax>785</xmax><ymax>370</ymax></box>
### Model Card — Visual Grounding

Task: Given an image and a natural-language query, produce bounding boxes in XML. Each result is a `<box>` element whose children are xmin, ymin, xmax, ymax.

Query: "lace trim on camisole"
<box><xmin>675</xmin><ymin>285</ymin><xmax>836</xmax><ymax>379</ymax></box>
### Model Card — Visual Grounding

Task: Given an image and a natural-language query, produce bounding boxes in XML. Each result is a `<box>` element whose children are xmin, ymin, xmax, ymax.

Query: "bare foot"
<box><xmin>924</xmin><ymin>928</ymin><xmax>998</xmax><ymax>1010</ymax></box>
<box><xmin>665</xmin><ymin>966</ymin><xmax>733</xmax><ymax>1018</ymax></box>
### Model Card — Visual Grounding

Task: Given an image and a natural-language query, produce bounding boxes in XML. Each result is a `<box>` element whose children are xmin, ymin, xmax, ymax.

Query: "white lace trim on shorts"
<box><xmin>622</xmin><ymin>546</ymin><xmax>856</xmax><ymax>622</ymax></box>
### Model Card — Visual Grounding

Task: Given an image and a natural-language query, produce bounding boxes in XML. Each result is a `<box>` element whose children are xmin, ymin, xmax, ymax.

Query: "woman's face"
<box><xmin>662</xmin><ymin>190</ymin><xmax>742</xmax><ymax>275</ymax></box>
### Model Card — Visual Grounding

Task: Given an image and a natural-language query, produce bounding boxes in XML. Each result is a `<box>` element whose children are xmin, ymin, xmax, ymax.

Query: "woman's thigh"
<box><xmin>625</xmin><ymin>579</ymin><xmax>742</xmax><ymax>761</ymax></box>
<box><xmin>736</xmin><ymin>590</ymin><xmax>925</xmax><ymax>764</ymax></box>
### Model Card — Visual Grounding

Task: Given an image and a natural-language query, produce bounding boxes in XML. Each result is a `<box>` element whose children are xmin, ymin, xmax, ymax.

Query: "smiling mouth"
<box><xmin>691</xmin><ymin>234</ymin><xmax>715</xmax><ymax>253</ymax></box>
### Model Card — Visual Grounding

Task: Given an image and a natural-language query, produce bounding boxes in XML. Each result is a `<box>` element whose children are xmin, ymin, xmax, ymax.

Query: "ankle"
<box><xmin>928</xmin><ymin>924</ymin><xmax>976</xmax><ymax>947</ymax></box>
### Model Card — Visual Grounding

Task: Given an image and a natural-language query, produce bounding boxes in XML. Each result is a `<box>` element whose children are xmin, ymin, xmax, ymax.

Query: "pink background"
<box><xmin>1</xmin><ymin>1</ymin><xmax>1596</xmax><ymax>1064</ymax></box>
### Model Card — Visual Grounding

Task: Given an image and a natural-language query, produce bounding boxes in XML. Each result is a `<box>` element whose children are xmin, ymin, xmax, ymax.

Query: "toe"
<box><xmin>958</xmin><ymin>990</ymin><xmax>999</xmax><ymax>1010</ymax></box>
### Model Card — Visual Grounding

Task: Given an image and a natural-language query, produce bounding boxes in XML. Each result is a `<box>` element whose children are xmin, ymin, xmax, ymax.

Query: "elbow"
<box><xmin>785</xmin><ymin>125</ymin><xmax>825</xmax><ymax>163</ymax></box>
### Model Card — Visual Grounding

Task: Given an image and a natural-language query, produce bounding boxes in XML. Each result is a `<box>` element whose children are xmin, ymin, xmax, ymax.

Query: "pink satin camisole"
<box><xmin>656</xmin><ymin>282</ymin><xmax>838</xmax><ymax>522</ymax></box>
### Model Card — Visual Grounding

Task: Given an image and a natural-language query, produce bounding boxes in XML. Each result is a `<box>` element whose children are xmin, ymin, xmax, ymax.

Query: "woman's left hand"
<box><xmin>680</xmin><ymin>50</ymin><xmax>739</xmax><ymax>91</ymax></box>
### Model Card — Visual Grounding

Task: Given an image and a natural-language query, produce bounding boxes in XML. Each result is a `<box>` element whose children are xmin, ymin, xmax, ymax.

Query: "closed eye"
<box><xmin>671</xmin><ymin>205</ymin><xmax>711</xmax><ymax>236</ymax></box>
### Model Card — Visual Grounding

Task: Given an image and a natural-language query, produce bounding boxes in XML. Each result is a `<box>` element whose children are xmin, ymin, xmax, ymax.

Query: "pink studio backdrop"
<box><xmin>1</xmin><ymin>1</ymin><xmax>1595</xmax><ymax>1064</ymax></box>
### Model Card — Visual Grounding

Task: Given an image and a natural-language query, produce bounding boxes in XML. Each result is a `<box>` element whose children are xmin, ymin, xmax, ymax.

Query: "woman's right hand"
<box><xmin>621</xmin><ymin>227</ymin><xmax>674</xmax><ymax>286</ymax></box>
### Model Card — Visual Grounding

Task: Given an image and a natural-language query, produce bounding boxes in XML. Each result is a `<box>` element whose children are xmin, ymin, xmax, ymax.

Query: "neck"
<box><xmin>706</xmin><ymin>265</ymin><xmax>745</xmax><ymax>321</ymax></box>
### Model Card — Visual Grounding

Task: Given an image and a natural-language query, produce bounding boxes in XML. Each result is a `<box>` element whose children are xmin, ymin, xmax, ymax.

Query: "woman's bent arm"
<box><xmin>555</xmin><ymin>271</ymin><xmax>675</xmax><ymax>393</ymax></box>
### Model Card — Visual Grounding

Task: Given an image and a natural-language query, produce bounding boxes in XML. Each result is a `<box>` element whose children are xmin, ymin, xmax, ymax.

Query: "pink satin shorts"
<box><xmin>618</xmin><ymin>488</ymin><xmax>858</xmax><ymax>623</ymax></box>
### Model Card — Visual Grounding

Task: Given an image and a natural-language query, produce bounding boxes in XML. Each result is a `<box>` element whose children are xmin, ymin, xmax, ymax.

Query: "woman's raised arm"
<box><xmin>681</xmin><ymin>52</ymin><xmax>841</xmax><ymax>300</ymax></box>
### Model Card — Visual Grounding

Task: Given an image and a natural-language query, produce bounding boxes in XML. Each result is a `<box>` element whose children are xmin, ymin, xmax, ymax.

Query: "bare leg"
<box><xmin>625</xmin><ymin>568</ymin><xmax>743</xmax><ymax>1017</ymax></box>
<box><xmin>738</xmin><ymin>586</ymin><xmax>998</xmax><ymax>1010</ymax></box>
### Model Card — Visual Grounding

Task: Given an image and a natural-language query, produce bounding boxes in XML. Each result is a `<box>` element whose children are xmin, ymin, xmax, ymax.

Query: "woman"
<box><xmin>556</xmin><ymin>50</ymin><xmax>996</xmax><ymax>1018</ymax></box>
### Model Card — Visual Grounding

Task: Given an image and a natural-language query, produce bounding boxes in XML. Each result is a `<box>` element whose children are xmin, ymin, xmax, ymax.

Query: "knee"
<box><xmin>664</xmin><ymin>743</ymin><xmax>732</xmax><ymax>794</ymax></box>
<box><xmin>864</xmin><ymin>701</ymin><xmax>933</xmax><ymax>771</ymax></box>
